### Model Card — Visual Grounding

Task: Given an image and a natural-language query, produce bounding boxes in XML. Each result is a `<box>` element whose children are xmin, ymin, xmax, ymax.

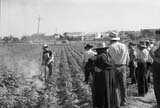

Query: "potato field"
<box><xmin>0</xmin><ymin>42</ymin><xmax>157</xmax><ymax>108</ymax></box>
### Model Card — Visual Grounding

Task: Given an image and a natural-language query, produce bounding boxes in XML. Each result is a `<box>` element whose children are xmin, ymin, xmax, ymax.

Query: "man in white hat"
<box><xmin>136</xmin><ymin>41</ymin><xmax>149</xmax><ymax>96</ymax></box>
<box><xmin>108</xmin><ymin>31</ymin><xmax>130</xmax><ymax>106</ymax></box>
<box><xmin>41</xmin><ymin>44</ymin><xmax>54</xmax><ymax>82</ymax></box>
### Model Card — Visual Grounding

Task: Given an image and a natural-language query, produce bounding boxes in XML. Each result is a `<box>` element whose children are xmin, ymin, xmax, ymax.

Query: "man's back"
<box><xmin>83</xmin><ymin>49</ymin><xmax>97</xmax><ymax>63</ymax></box>
<box><xmin>42</xmin><ymin>50</ymin><xmax>53</xmax><ymax>65</ymax></box>
<box><xmin>108</xmin><ymin>42</ymin><xmax>129</xmax><ymax>65</ymax></box>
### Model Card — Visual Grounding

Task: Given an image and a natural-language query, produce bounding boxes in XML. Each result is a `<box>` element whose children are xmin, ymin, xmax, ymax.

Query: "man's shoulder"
<box><xmin>151</xmin><ymin>45</ymin><xmax>159</xmax><ymax>52</ymax></box>
<box><xmin>90</xmin><ymin>50</ymin><xmax>97</xmax><ymax>55</ymax></box>
<box><xmin>43</xmin><ymin>50</ymin><xmax>52</xmax><ymax>54</ymax></box>
<box><xmin>143</xmin><ymin>49</ymin><xmax>149</xmax><ymax>53</ymax></box>
<box><xmin>111</xmin><ymin>42</ymin><xmax>125</xmax><ymax>47</ymax></box>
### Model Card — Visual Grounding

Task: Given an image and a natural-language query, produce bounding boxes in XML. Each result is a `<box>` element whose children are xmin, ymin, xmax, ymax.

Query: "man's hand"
<box><xmin>94</xmin><ymin>66</ymin><xmax>102</xmax><ymax>72</ymax></box>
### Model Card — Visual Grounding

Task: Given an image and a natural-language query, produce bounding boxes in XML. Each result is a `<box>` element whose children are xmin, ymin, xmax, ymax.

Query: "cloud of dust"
<box><xmin>1</xmin><ymin>56</ymin><xmax>46</xmax><ymax>88</ymax></box>
<box><xmin>2</xmin><ymin>56</ymin><xmax>41</xmax><ymax>79</ymax></box>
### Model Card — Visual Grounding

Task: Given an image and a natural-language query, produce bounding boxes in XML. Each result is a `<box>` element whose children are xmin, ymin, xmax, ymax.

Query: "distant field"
<box><xmin>0</xmin><ymin>42</ymin><xmax>157</xmax><ymax>108</ymax></box>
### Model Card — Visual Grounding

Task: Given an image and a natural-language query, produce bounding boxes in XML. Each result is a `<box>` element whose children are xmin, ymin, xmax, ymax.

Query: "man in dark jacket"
<box><xmin>42</xmin><ymin>44</ymin><xmax>54</xmax><ymax>82</ymax></box>
<box><xmin>150</xmin><ymin>29</ymin><xmax>160</xmax><ymax>108</ymax></box>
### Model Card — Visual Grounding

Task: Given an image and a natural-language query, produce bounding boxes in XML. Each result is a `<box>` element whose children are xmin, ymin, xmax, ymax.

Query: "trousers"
<box><xmin>136</xmin><ymin>62</ymin><xmax>148</xmax><ymax>96</ymax></box>
<box><xmin>115</xmin><ymin>65</ymin><xmax>127</xmax><ymax>105</ymax></box>
<box><xmin>45</xmin><ymin>63</ymin><xmax>52</xmax><ymax>79</ymax></box>
<box><xmin>152</xmin><ymin>61</ymin><xmax>160</xmax><ymax>107</ymax></box>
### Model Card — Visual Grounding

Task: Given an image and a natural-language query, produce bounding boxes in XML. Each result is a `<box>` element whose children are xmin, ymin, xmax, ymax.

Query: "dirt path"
<box><xmin>122</xmin><ymin>86</ymin><xmax>157</xmax><ymax>108</ymax></box>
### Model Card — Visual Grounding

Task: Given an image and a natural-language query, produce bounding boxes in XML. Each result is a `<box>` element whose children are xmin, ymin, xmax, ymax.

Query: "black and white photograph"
<box><xmin>0</xmin><ymin>0</ymin><xmax>160</xmax><ymax>108</ymax></box>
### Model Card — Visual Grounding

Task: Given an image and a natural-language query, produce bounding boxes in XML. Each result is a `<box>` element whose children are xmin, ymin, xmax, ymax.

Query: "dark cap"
<box><xmin>84</xmin><ymin>44</ymin><xmax>93</xmax><ymax>49</ymax></box>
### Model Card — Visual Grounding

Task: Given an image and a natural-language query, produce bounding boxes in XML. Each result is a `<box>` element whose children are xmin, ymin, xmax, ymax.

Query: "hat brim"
<box><xmin>110</xmin><ymin>37</ymin><xmax>120</xmax><ymax>41</ymax></box>
<box><xmin>139</xmin><ymin>45</ymin><xmax>146</xmax><ymax>48</ymax></box>
<box><xmin>84</xmin><ymin>45</ymin><xmax>93</xmax><ymax>49</ymax></box>
<box><xmin>43</xmin><ymin>46</ymin><xmax>48</xmax><ymax>49</ymax></box>
<box><xmin>93</xmin><ymin>47</ymin><xmax>108</xmax><ymax>50</ymax></box>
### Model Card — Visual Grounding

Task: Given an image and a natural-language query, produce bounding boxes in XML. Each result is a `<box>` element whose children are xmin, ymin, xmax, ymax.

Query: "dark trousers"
<box><xmin>152</xmin><ymin>61</ymin><xmax>160</xmax><ymax>107</ymax></box>
<box><xmin>129</xmin><ymin>61</ymin><xmax>137</xmax><ymax>84</ymax></box>
<box><xmin>136</xmin><ymin>62</ymin><xmax>148</xmax><ymax>96</ymax></box>
<box><xmin>115</xmin><ymin>65</ymin><xmax>127</xmax><ymax>105</ymax></box>
<box><xmin>146</xmin><ymin>62</ymin><xmax>152</xmax><ymax>83</ymax></box>
<box><xmin>45</xmin><ymin>63</ymin><xmax>52</xmax><ymax>79</ymax></box>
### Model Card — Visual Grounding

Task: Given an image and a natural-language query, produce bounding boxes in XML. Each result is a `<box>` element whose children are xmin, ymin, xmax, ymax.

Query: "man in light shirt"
<box><xmin>83</xmin><ymin>44</ymin><xmax>97</xmax><ymax>84</ymax></box>
<box><xmin>136</xmin><ymin>41</ymin><xmax>149</xmax><ymax>96</ymax></box>
<box><xmin>128</xmin><ymin>42</ymin><xmax>137</xmax><ymax>84</ymax></box>
<box><xmin>108</xmin><ymin>31</ymin><xmax>130</xmax><ymax>106</ymax></box>
<box><xmin>145</xmin><ymin>40</ymin><xmax>153</xmax><ymax>88</ymax></box>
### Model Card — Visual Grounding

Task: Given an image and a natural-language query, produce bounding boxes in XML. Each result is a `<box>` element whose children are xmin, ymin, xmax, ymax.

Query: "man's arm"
<box><xmin>126</xmin><ymin>46</ymin><xmax>130</xmax><ymax>66</ymax></box>
<box><xmin>84</xmin><ymin>58</ymin><xmax>92</xmax><ymax>84</ymax></box>
<box><xmin>48</xmin><ymin>50</ymin><xmax>54</xmax><ymax>64</ymax></box>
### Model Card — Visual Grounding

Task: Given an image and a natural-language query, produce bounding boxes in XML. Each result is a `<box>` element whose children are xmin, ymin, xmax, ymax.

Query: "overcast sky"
<box><xmin>0</xmin><ymin>0</ymin><xmax>160</xmax><ymax>37</ymax></box>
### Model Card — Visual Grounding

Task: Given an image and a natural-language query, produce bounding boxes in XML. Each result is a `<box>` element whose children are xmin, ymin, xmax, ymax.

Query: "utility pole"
<box><xmin>37</xmin><ymin>16</ymin><xmax>41</xmax><ymax>34</ymax></box>
<box><xmin>0</xmin><ymin>0</ymin><xmax>2</xmax><ymax>37</ymax></box>
<box><xmin>0</xmin><ymin>0</ymin><xmax>1</xmax><ymax>27</ymax></box>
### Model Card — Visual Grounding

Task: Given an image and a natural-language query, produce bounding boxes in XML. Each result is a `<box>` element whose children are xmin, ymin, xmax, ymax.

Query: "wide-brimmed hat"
<box><xmin>145</xmin><ymin>40</ymin><xmax>150</xmax><ymax>46</ymax></box>
<box><xmin>139</xmin><ymin>41</ymin><xmax>146</xmax><ymax>48</ymax></box>
<box><xmin>109</xmin><ymin>31</ymin><xmax>120</xmax><ymax>41</ymax></box>
<box><xmin>149</xmin><ymin>40</ymin><xmax>155</xmax><ymax>44</ymax></box>
<box><xmin>93</xmin><ymin>42</ymin><xmax>108</xmax><ymax>50</ymax></box>
<box><xmin>128</xmin><ymin>42</ymin><xmax>134</xmax><ymax>46</ymax></box>
<box><xmin>84</xmin><ymin>44</ymin><xmax>93</xmax><ymax>49</ymax></box>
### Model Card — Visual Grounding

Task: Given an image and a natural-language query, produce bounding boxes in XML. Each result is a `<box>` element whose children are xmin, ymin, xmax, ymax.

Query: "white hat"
<box><xmin>93</xmin><ymin>42</ymin><xmax>108</xmax><ymax>50</ymax></box>
<box><xmin>43</xmin><ymin>44</ymin><xmax>48</xmax><ymax>49</ymax></box>
<box><xmin>109</xmin><ymin>31</ymin><xmax>120</xmax><ymax>41</ymax></box>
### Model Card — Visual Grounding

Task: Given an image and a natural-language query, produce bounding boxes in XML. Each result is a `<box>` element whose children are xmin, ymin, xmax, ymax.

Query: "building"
<box><xmin>53</xmin><ymin>33</ymin><xmax>62</xmax><ymax>39</ymax></box>
<box><xmin>83</xmin><ymin>32</ymin><xmax>102</xmax><ymax>40</ymax></box>
<box><xmin>63</xmin><ymin>32</ymin><xmax>85</xmax><ymax>37</ymax></box>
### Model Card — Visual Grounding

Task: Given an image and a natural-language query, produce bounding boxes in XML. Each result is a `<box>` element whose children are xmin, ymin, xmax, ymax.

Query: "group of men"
<box><xmin>83</xmin><ymin>32</ymin><xmax>129</xmax><ymax>107</ymax></box>
<box><xmin>128</xmin><ymin>39</ymin><xmax>154</xmax><ymax>96</ymax></box>
<box><xmin>83</xmin><ymin>30</ymin><xmax>160</xmax><ymax>108</ymax></box>
<box><xmin>40</xmin><ymin>29</ymin><xmax>160</xmax><ymax>107</ymax></box>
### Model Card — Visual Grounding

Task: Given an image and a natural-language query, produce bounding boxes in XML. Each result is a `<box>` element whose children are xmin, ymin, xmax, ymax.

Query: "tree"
<box><xmin>127</xmin><ymin>33</ymin><xmax>137</xmax><ymax>41</ymax></box>
<box><xmin>2</xmin><ymin>36</ymin><xmax>10</xmax><ymax>44</ymax></box>
<box><xmin>2</xmin><ymin>35</ymin><xmax>19</xmax><ymax>44</ymax></box>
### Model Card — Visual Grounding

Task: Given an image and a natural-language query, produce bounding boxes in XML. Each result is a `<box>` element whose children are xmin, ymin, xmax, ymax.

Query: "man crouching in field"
<box><xmin>41</xmin><ymin>44</ymin><xmax>54</xmax><ymax>82</ymax></box>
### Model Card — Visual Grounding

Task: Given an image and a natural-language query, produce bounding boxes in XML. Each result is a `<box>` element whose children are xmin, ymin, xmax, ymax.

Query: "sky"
<box><xmin>0</xmin><ymin>0</ymin><xmax>160</xmax><ymax>37</ymax></box>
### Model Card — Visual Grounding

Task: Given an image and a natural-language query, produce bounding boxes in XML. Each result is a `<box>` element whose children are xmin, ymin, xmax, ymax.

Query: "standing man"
<box><xmin>136</xmin><ymin>41</ymin><xmax>149</xmax><ymax>96</ymax></box>
<box><xmin>83</xmin><ymin>43</ymin><xmax>97</xmax><ymax>108</ymax></box>
<box><xmin>128</xmin><ymin>42</ymin><xmax>137</xmax><ymax>84</ymax></box>
<box><xmin>83</xmin><ymin>43</ymin><xmax>97</xmax><ymax>84</ymax></box>
<box><xmin>42</xmin><ymin>44</ymin><xmax>54</xmax><ymax>82</ymax></box>
<box><xmin>108</xmin><ymin>31</ymin><xmax>130</xmax><ymax>106</ymax></box>
<box><xmin>145</xmin><ymin>40</ymin><xmax>153</xmax><ymax>88</ymax></box>
<box><xmin>150</xmin><ymin>29</ymin><xmax>160</xmax><ymax>108</ymax></box>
